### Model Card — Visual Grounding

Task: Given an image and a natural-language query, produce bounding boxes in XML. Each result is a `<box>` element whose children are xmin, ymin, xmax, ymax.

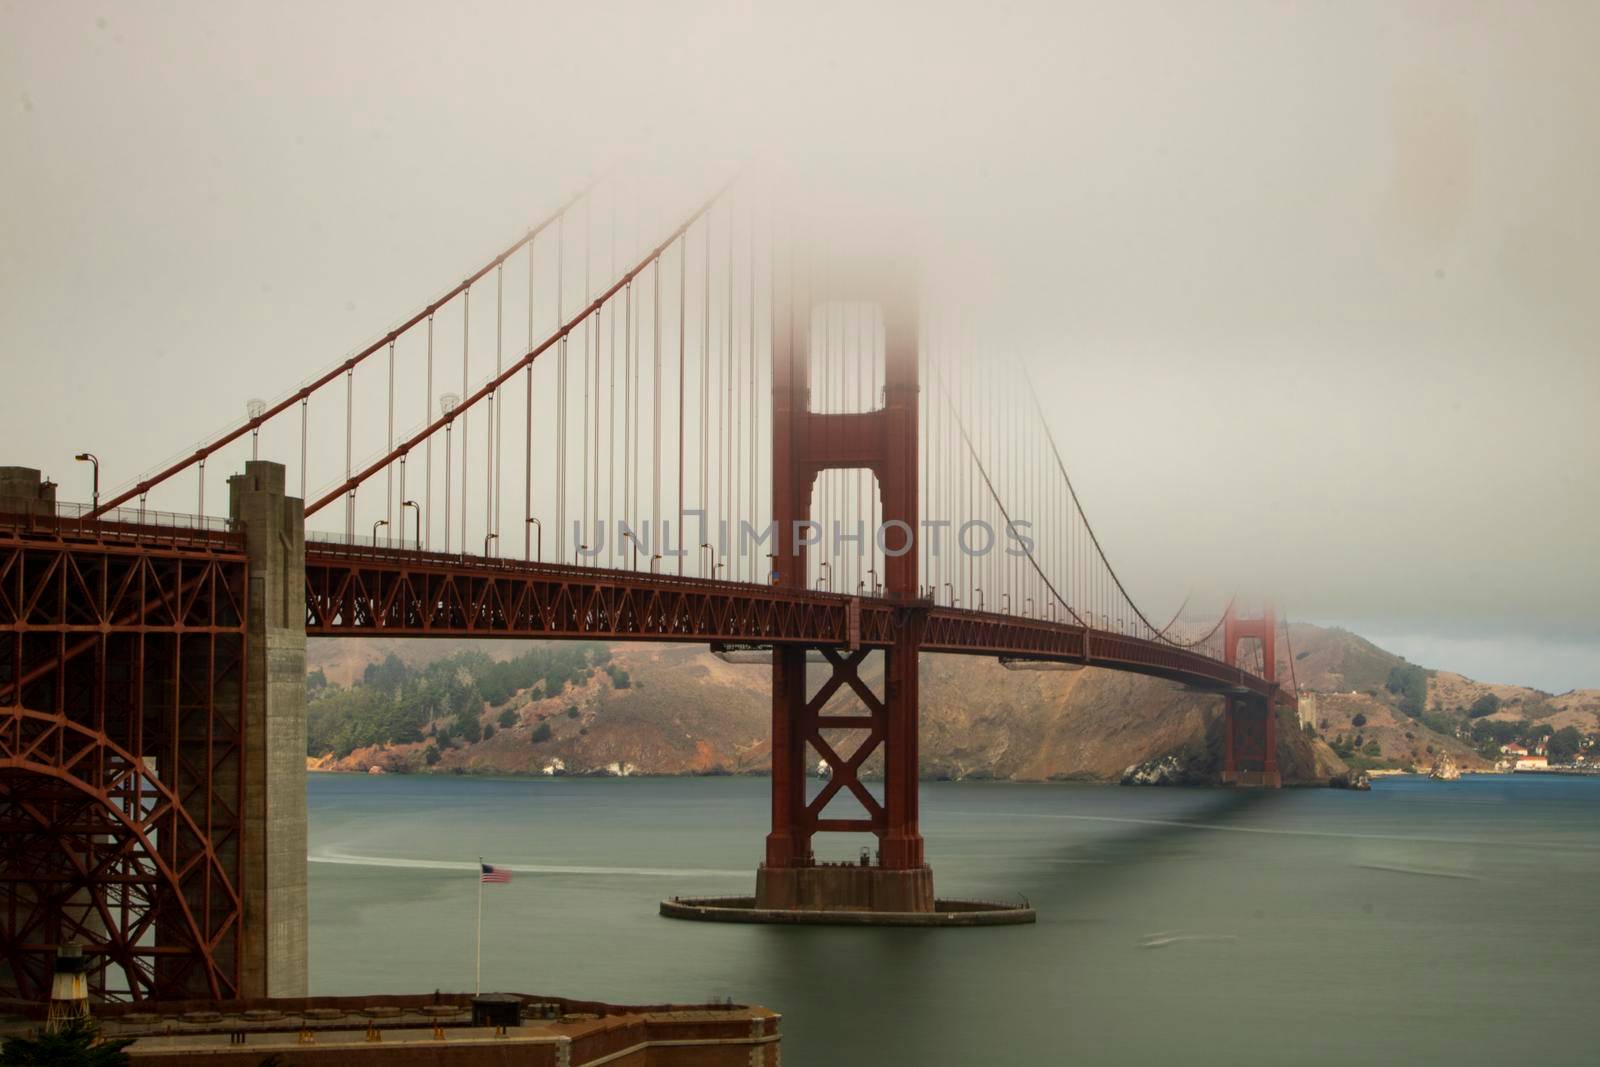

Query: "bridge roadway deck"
<box><xmin>0</xmin><ymin>514</ymin><xmax>1278</xmax><ymax>703</ymax></box>
<box><xmin>302</xmin><ymin>540</ymin><xmax>1279</xmax><ymax>702</ymax></box>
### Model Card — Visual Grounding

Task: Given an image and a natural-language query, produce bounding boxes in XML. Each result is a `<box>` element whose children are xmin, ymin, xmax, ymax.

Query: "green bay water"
<box><xmin>309</xmin><ymin>773</ymin><xmax>1600</xmax><ymax>1065</ymax></box>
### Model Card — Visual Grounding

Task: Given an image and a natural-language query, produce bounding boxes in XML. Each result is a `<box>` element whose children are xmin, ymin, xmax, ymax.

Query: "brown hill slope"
<box><xmin>308</xmin><ymin>632</ymin><xmax>1358</xmax><ymax>784</ymax></box>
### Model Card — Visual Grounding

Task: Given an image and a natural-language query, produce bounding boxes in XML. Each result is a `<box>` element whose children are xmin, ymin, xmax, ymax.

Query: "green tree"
<box><xmin>566</xmin><ymin>705</ymin><xmax>581</xmax><ymax>719</ymax></box>
<box><xmin>424</xmin><ymin>743</ymin><xmax>441</xmax><ymax>766</ymax></box>
<box><xmin>1548</xmin><ymin>726</ymin><xmax>1584</xmax><ymax>763</ymax></box>
<box><xmin>1385</xmin><ymin>664</ymin><xmax>1429</xmax><ymax>718</ymax></box>
<box><xmin>1</xmin><ymin>1017</ymin><xmax>133</xmax><ymax>1066</ymax></box>
<box><xmin>1351</xmin><ymin>713</ymin><xmax>1367</xmax><ymax>728</ymax></box>
<box><xmin>530</xmin><ymin>722</ymin><xmax>553</xmax><ymax>743</ymax></box>
<box><xmin>1467</xmin><ymin>693</ymin><xmax>1501</xmax><ymax>719</ymax></box>
<box><xmin>498</xmin><ymin>707</ymin><xmax>518</xmax><ymax>728</ymax></box>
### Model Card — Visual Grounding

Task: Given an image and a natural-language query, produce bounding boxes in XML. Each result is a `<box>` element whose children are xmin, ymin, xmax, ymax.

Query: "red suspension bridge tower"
<box><xmin>1221</xmin><ymin>603</ymin><xmax>1280</xmax><ymax>788</ymax></box>
<box><xmin>760</xmin><ymin>267</ymin><xmax>933</xmax><ymax>911</ymax></box>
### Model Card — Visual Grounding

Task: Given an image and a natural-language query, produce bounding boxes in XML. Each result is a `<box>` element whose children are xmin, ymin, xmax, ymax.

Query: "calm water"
<box><xmin>309</xmin><ymin>773</ymin><xmax>1600</xmax><ymax>1065</ymax></box>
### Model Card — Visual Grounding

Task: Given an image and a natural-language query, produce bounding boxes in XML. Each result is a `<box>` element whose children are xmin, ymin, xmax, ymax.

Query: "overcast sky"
<box><xmin>2</xmin><ymin>2</ymin><xmax>1595</xmax><ymax>691</ymax></box>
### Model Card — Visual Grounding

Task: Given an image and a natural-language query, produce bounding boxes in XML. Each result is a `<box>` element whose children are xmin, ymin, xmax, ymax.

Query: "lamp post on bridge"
<box><xmin>371</xmin><ymin>518</ymin><xmax>388</xmax><ymax>546</ymax></box>
<box><xmin>699</xmin><ymin>542</ymin><xmax>715</xmax><ymax>578</ymax></box>
<box><xmin>943</xmin><ymin>581</ymin><xmax>956</xmax><ymax>607</ymax></box>
<box><xmin>1001</xmin><ymin>592</ymin><xmax>1011</xmax><ymax>614</ymax></box>
<box><xmin>817</xmin><ymin>561</ymin><xmax>830</xmax><ymax>591</ymax></box>
<box><xmin>402</xmin><ymin>500</ymin><xmax>421</xmax><ymax>550</ymax></box>
<box><xmin>484</xmin><ymin>532</ymin><xmax>497</xmax><ymax>558</ymax></box>
<box><xmin>526</xmin><ymin>517</ymin><xmax>542</xmax><ymax>562</ymax></box>
<box><xmin>976</xmin><ymin>588</ymin><xmax>985</xmax><ymax>611</ymax></box>
<box><xmin>650</xmin><ymin>553</ymin><xmax>662</xmax><ymax>574</ymax></box>
<box><xmin>576</xmin><ymin>543</ymin><xmax>588</xmax><ymax>566</ymax></box>
<box><xmin>622</xmin><ymin>530</ymin><xmax>642</xmax><ymax>571</ymax></box>
<box><xmin>72</xmin><ymin>453</ymin><xmax>99</xmax><ymax>513</ymax></box>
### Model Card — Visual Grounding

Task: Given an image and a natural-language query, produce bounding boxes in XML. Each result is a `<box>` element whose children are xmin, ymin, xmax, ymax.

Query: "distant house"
<box><xmin>1502</xmin><ymin>743</ymin><xmax>1528</xmax><ymax>756</ymax></box>
<box><xmin>1514</xmin><ymin>754</ymin><xmax>1549</xmax><ymax>770</ymax></box>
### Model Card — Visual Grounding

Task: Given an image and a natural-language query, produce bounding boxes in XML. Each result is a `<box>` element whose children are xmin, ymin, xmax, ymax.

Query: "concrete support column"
<box><xmin>228</xmin><ymin>461</ymin><xmax>307</xmax><ymax>998</ymax></box>
<box><xmin>0</xmin><ymin>466</ymin><xmax>57</xmax><ymax>517</ymax></box>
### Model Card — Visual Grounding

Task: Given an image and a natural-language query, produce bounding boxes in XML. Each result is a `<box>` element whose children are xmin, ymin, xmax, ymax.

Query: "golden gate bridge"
<box><xmin>0</xmin><ymin>172</ymin><xmax>1289</xmax><ymax>1003</ymax></box>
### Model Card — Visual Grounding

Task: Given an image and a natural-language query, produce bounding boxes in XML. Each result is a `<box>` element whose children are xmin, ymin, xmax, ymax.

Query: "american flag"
<box><xmin>480</xmin><ymin>863</ymin><xmax>511</xmax><ymax>885</ymax></box>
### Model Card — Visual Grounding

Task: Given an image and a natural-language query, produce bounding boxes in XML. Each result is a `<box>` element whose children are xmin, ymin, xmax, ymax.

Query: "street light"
<box><xmin>700</xmin><ymin>542</ymin><xmax>715</xmax><ymax>577</ymax></box>
<box><xmin>818</xmin><ymin>561</ymin><xmax>831</xmax><ymax>591</ymax></box>
<box><xmin>526</xmin><ymin>517</ymin><xmax>542</xmax><ymax>562</ymax></box>
<box><xmin>867</xmin><ymin>568</ymin><xmax>880</xmax><ymax>596</ymax></box>
<box><xmin>1002</xmin><ymin>592</ymin><xmax>1012</xmax><ymax>614</ymax></box>
<box><xmin>1025</xmin><ymin>597</ymin><xmax>1034</xmax><ymax>618</ymax></box>
<box><xmin>73</xmin><ymin>453</ymin><xmax>99</xmax><ymax>512</ymax></box>
<box><xmin>576</xmin><ymin>543</ymin><xmax>588</xmax><ymax>566</ymax></box>
<box><xmin>371</xmin><ymin>518</ymin><xmax>388</xmax><ymax>545</ymax></box>
<box><xmin>622</xmin><ymin>530</ymin><xmax>642</xmax><ymax>570</ymax></box>
<box><xmin>976</xmin><ymin>588</ymin><xmax>985</xmax><ymax>611</ymax></box>
<box><xmin>650</xmin><ymin>553</ymin><xmax>662</xmax><ymax>574</ymax></box>
<box><xmin>943</xmin><ymin>581</ymin><xmax>955</xmax><ymax>605</ymax></box>
<box><xmin>402</xmin><ymin>500</ymin><xmax>421</xmax><ymax>550</ymax></box>
<box><xmin>484</xmin><ymin>532</ymin><xmax>497</xmax><ymax>558</ymax></box>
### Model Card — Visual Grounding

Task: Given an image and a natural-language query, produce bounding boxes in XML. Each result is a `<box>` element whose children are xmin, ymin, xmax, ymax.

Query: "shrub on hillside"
<box><xmin>1468</xmin><ymin>693</ymin><xmax>1501</xmax><ymax>719</ymax></box>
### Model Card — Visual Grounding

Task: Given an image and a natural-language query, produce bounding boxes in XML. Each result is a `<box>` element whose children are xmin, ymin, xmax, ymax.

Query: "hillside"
<box><xmin>303</xmin><ymin>621</ymin><xmax>1596</xmax><ymax>785</ymax></box>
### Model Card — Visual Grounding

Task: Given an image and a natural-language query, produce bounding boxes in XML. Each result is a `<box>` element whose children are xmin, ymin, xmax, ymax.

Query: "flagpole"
<box><xmin>476</xmin><ymin>856</ymin><xmax>483</xmax><ymax>996</ymax></box>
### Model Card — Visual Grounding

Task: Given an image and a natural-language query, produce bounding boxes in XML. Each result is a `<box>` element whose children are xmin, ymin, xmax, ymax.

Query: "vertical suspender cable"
<box><xmin>525</xmin><ymin>228</ymin><xmax>535</xmax><ymax>559</ymax></box>
<box><xmin>555</xmin><ymin>217</ymin><xmax>566</xmax><ymax>562</ymax></box>
<box><xmin>586</xmin><ymin>195</ymin><xmax>596</xmax><ymax>545</ymax></box>
<box><xmin>701</xmin><ymin>217</ymin><xmax>710</xmax><ymax>576</ymax></box>
<box><xmin>623</xmin><ymin>281</ymin><xmax>633</xmax><ymax>563</ymax></box>
<box><xmin>677</xmin><ymin>232</ymin><xmax>686</xmax><ymax>575</ymax></box>
<box><xmin>461</xmin><ymin>288</ymin><xmax>470</xmax><ymax>552</ymax></box>
<box><xmin>653</xmin><ymin>253</ymin><xmax>662</xmax><ymax>556</ymax></box>
<box><xmin>725</xmin><ymin>202</ymin><xmax>734</xmax><ymax>575</ymax></box>
<box><xmin>425</xmin><ymin>315</ymin><xmax>434</xmax><ymax>550</ymax></box>
<box><xmin>582</xmin><ymin>228</ymin><xmax>591</xmax><ymax>562</ymax></box>
<box><xmin>299</xmin><ymin>397</ymin><xmax>308</xmax><ymax>501</ymax></box>
<box><xmin>748</xmin><ymin>199</ymin><xmax>758</xmax><ymax>580</ymax></box>
<box><xmin>344</xmin><ymin>367</ymin><xmax>354</xmax><ymax>539</ymax></box>
<box><xmin>492</xmin><ymin>263</ymin><xmax>503</xmax><ymax>548</ymax></box>
<box><xmin>386</xmin><ymin>340</ymin><xmax>395</xmax><ymax>538</ymax></box>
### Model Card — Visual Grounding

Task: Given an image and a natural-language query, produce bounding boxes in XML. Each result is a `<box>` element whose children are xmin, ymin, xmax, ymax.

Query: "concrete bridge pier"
<box><xmin>228</xmin><ymin>461</ymin><xmax>308</xmax><ymax>997</ymax></box>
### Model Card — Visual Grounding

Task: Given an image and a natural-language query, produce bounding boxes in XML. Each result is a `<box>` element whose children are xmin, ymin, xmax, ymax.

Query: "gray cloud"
<box><xmin>1</xmin><ymin>1</ymin><xmax>1594</xmax><ymax>688</ymax></box>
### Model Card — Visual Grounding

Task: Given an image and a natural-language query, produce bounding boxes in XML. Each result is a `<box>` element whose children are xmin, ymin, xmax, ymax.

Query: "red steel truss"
<box><xmin>0</xmin><ymin>516</ymin><xmax>248</xmax><ymax>1002</ymax></box>
<box><xmin>303</xmin><ymin>541</ymin><xmax>1280</xmax><ymax>702</ymax></box>
<box><xmin>1</xmin><ymin>517</ymin><xmax>1281</xmax><ymax>1002</ymax></box>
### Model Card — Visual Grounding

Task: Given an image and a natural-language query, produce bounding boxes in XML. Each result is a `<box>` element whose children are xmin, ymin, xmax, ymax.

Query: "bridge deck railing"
<box><xmin>0</xmin><ymin>502</ymin><xmax>240</xmax><ymax>551</ymax></box>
